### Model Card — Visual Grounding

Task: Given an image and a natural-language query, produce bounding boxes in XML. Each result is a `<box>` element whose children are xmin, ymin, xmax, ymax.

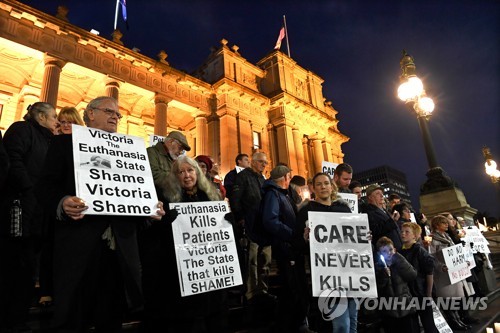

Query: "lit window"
<box><xmin>253</xmin><ymin>131</ymin><xmax>261</xmax><ymax>150</ymax></box>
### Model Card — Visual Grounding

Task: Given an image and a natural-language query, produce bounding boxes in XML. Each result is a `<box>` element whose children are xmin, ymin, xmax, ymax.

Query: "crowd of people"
<box><xmin>0</xmin><ymin>97</ymin><xmax>491</xmax><ymax>333</ymax></box>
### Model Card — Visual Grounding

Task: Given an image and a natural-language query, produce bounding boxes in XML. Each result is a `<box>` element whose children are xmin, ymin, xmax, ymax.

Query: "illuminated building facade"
<box><xmin>0</xmin><ymin>1</ymin><xmax>349</xmax><ymax>179</ymax></box>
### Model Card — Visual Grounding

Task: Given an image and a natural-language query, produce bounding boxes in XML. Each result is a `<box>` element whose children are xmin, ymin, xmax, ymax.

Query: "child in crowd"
<box><xmin>400</xmin><ymin>222</ymin><xmax>438</xmax><ymax>333</ymax></box>
<box><xmin>375</xmin><ymin>236</ymin><xmax>419</xmax><ymax>333</ymax></box>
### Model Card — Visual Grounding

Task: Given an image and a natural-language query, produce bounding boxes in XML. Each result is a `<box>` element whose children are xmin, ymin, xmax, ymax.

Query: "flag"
<box><xmin>120</xmin><ymin>0</ymin><xmax>127</xmax><ymax>21</ymax></box>
<box><xmin>274</xmin><ymin>27</ymin><xmax>285</xmax><ymax>50</ymax></box>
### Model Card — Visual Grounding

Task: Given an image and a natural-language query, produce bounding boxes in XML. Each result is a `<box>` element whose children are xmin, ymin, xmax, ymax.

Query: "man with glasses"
<box><xmin>230</xmin><ymin>152</ymin><xmax>276</xmax><ymax>308</ymax></box>
<box><xmin>147</xmin><ymin>130</ymin><xmax>191</xmax><ymax>190</ymax></box>
<box><xmin>37</xmin><ymin>96</ymin><xmax>164</xmax><ymax>332</ymax></box>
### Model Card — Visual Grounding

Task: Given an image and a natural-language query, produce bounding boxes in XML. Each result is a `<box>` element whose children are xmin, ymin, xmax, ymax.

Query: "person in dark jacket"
<box><xmin>230</xmin><ymin>152</ymin><xmax>273</xmax><ymax>304</ymax></box>
<box><xmin>375</xmin><ymin>236</ymin><xmax>419</xmax><ymax>333</ymax></box>
<box><xmin>139</xmin><ymin>155</ymin><xmax>228</xmax><ymax>333</ymax></box>
<box><xmin>297</xmin><ymin>172</ymin><xmax>356</xmax><ymax>333</ymax></box>
<box><xmin>223</xmin><ymin>153</ymin><xmax>250</xmax><ymax>200</ymax></box>
<box><xmin>0</xmin><ymin>102</ymin><xmax>57</xmax><ymax>332</ymax></box>
<box><xmin>364</xmin><ymin>184</ymin><xmax>402</xmax><ymax>250</ymax></box>
<box><xmin>261</xmin><ymin>165</ymin><xmax>314</xmax><ymax>333</ymax></box>
<box><xmin>36</xmin><ymin>96</ymin><xmax>164</xmax><ymax>332</ymax></box>
<box><xmin>400</xmin><ymin>222</ymin><xmax>438</xmax><ymax>333</ymax></box>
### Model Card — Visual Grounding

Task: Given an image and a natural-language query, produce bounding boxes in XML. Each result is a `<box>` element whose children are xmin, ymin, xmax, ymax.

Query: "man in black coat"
<box><xmin>223</xmin><ymin>153</ymin><xmax>250</xmax><ymax>200</ymax></box>
<box><xmin>37</xmin><ymin>96</ymin><xmax>164</xmax><ymax>332</ymax></box>
<box><xmin>230</xmin><ymin>152</ymin><xmax>274</xmax><ymax>304</ymax></box>
<box><xmin>364</xmin><ymin>184</ymin><xmax>403</xmax><ymax>250</ymax></box>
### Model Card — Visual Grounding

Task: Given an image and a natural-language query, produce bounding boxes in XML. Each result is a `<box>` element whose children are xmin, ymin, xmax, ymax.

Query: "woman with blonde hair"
<box><xmin>139</xmin><ymin>155</ymin><xmax>228</xmax><ymax>332</ymax></box>
<box><xmin>57</xmin><ymin>106</ymin><xmax>84</xmax><ymax>134</ymax></box>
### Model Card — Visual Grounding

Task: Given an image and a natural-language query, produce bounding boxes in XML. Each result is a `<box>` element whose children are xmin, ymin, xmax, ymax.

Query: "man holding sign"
<box><xmin>38</xmin><ymin>96</ymin><xmax>164</xmax><ymax>332</ymax></box>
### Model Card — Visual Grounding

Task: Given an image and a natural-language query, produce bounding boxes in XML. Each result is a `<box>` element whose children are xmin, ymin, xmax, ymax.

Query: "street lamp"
<box><xmin>482</xmin><ymin>146</ymin><xmax>500</xmax><ymax>183</ymax></box>
<box><xmin>397</xmin><ymin>50</ymin><xmax>455</xmax><ymax>194</ymax></box>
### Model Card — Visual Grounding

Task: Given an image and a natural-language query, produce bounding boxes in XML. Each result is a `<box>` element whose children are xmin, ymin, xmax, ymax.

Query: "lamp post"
<box><xmin>397</xmin><ymin>50</ymin><xmax>455</xmax><ymax>194</ymax></box>
<box><xmin>482</xmin><ymin>146</ymin><xmax>500</xmax><ymax>183</ymax></box>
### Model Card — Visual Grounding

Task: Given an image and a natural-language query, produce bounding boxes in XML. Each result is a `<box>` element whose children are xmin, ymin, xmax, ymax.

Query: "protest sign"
<box><xmin>321</xmin><ymin>161</ymin><xmax>338</xmax><ymax>179</ymax></box>
<box><xmin>462</xmin><ymin>226</ymin><xmax>490</xmax><ymax>253</ymax></box>
<box><xmin>337</xmin><ymin>193</ymin><xmax>358</xmax><ymax>213</ymax></box>
<box><xmin>308</xmin><ymin>212</ymin><xmax>377</xmax><ymax>298</ymax></box>
<box><xmin>72</xmin><ymin>125</ymin><xmax>158</xmax><ymax>216</ymax></box>
<box><xmin>432</xmin><ymin>300</ymin><xmax>453</xmax><ymax>333</ymax></box>
<box><xmin>169</xmin><ymin>201</ymin><xmax>242</xmax><ymax>297</ymax></box>
<box><xmin>410</xmin><ymin>213</ymin><xmax>417</xmax><ymax>223</ymax></box>
<box><xmin>148</xmin><ymin>134</ymin><xmax>165</xmax><ymax>147</ymax></box>
<box><xmin>441</xmin><ymin>244</ymin><xmax>471</xmax><ymax>285</ymax></box>
<box><xmin>462</xmin><ymin>243</ymin><xmax>476</xmax><ymax>269</ymax></box>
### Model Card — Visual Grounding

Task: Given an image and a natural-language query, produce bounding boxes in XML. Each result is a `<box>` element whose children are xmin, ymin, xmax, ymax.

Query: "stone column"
<box><xmin>312</xmin><ymin>138</ymin><xmax>324</xmax><ymax>174</ymax></box>
<box><xmin>267</xmin><ymin>123</ymin><xmax>277</xmax><ymax>167</ymax></box>
<box><xmin>20</xmin><ymin>93</ymin><xmax>39</xmax><ymax>121</ymax></box>
<box><xmin>105</xmin><ymin>78</ymin><xmax>121</xmax><ymax>101</ymax></box>
<box><xmin>195</xmin><ymin>115</ymin><xmax>208</xmax><ymax>156</ymax></box>
<box><xmin>302</xmin><ymin>137</ymin><xmax>312</xmax><ymax>180</ymax></box>
<box><xmin>40</xmin><ymin>54</ymin><xmax>66</xmax><ymax>107</ymax></box>
<box><xmin>154</xmin><ymin>95</ymin><xmax>170</xmax><ymax>136</ymax></box>
<box><xmin>322</xmin><ymin>140</ymin><xmax>334</xmax><ymax>162</ymax></box>
<box><xmin>292</xmin><ymin>128</ymin><xmax>306</xmax><ymax>177</ymax></box>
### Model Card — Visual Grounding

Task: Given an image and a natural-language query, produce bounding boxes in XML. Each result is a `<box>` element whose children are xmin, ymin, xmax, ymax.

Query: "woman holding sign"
<box><xmin>429</xmin><ymin>215</ymin><xmax>471</xmax><ymax>331</ymax></box>
<box><xmin>139</xmin><ymin>155</ymin><xmax>229</xmax><ymax>333</ymax></box>
<box><xmin>297</xmin><ymin>172</ymin><xmax>356</xmax><ymax>333</ymax></box>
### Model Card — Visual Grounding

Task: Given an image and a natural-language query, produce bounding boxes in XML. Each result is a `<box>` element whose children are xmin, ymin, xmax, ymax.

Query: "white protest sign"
<box><xmin>410</xmin><ymin>213</ymin><xmax>417</xmax><ymax>223</ymax></box>
<box><xmin>462</xmin><ymin>226</ymin><xmax>490</xmax><ymax>253</ymax></box>
<box><xmin>337</xmin><ymin>193</ymin><xmax>358</xmax><ymax>214</ymax></box>
<box><xmin>462</xmin><ymin>243</ymin><xmax>476</xmax><ymax>269</ymax></box>
<box><xmin>169</xmin><ymin>201</ymin><xmax>242</xmax><ymax>297</ymax></box>
<box><xmin>72</xmin><ymin>125</ymin><xmax>158</xmax><ymax>216</ymax></box>
<box><xmin>308</xmin><ymin>212</ymin><xmax>377</xmax><ymax>298</ymax></box>
<box><xmin>442</xmin><ymin>244</ymin><xmax>471</xmax><ymax>284</ymax></box>
<box><xmin>148</xmin><ymin>134</ymin><xmax>165</xmax><ymax>147</ymax></box>
<box><xmin>432</xmin><ymin>300</ymin><xmax>453</xmax><ymax>333</ymax></box>
<box><xmin>321</xmin><ymin>161</ymin><xmax>338</xmax><ymax>179</ymax></box>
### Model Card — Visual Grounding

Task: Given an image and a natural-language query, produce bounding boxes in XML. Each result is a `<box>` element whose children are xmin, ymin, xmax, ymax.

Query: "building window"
<box><xmin>253</xmin><ymin>131</ymin><xmax>261</xmax><ymax>150</ymax></box>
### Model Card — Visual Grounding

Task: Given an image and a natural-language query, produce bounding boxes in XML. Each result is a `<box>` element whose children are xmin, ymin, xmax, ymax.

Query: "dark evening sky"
<box><xmin>21</xmin><ymin>0</ymin><xmax>500</xmax><ymax>217</ymax></box>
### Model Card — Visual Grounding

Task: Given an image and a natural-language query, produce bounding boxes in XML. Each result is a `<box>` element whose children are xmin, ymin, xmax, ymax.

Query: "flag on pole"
<box><xmin>274</xmin><ymin>27</ymin><xmax>285</xmax><ymax>50</ymax></box>
<box><xmin>120</xmin><ymin>0</ymin><xmax>127</xmax><ymax>22</ymax></box>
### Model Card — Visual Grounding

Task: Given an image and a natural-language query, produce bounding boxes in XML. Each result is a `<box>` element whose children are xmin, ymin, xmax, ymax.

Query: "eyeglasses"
<box><xmin>172</xmin><ymin>140</ymin><xmax>186</xmax><ymax>154</ymax></box>
<box><xmin>92</xmin><ymin>107</ymin><xmax>123</xmax><ymax>120</ymax></box>
<box><xmin>59</xmin><ymin>121</ymin><xmax>74</xmax><ymax>126</ymax></box>
<box><xmin>255</xmin><ymin>160</ymin><xmax>268</xmax><ymax>165</ymax></box>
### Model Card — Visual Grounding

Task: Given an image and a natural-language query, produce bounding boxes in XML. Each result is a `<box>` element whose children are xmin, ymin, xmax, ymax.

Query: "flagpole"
<box><xmin>114</xmin><ymin>0</ymin><xmax>120</xmax><ymax>30</ymax></box>
<box><xmin>283</xmin><ymin>15</ymin><xmax>291</xmax><ymax>57</ymax></box>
